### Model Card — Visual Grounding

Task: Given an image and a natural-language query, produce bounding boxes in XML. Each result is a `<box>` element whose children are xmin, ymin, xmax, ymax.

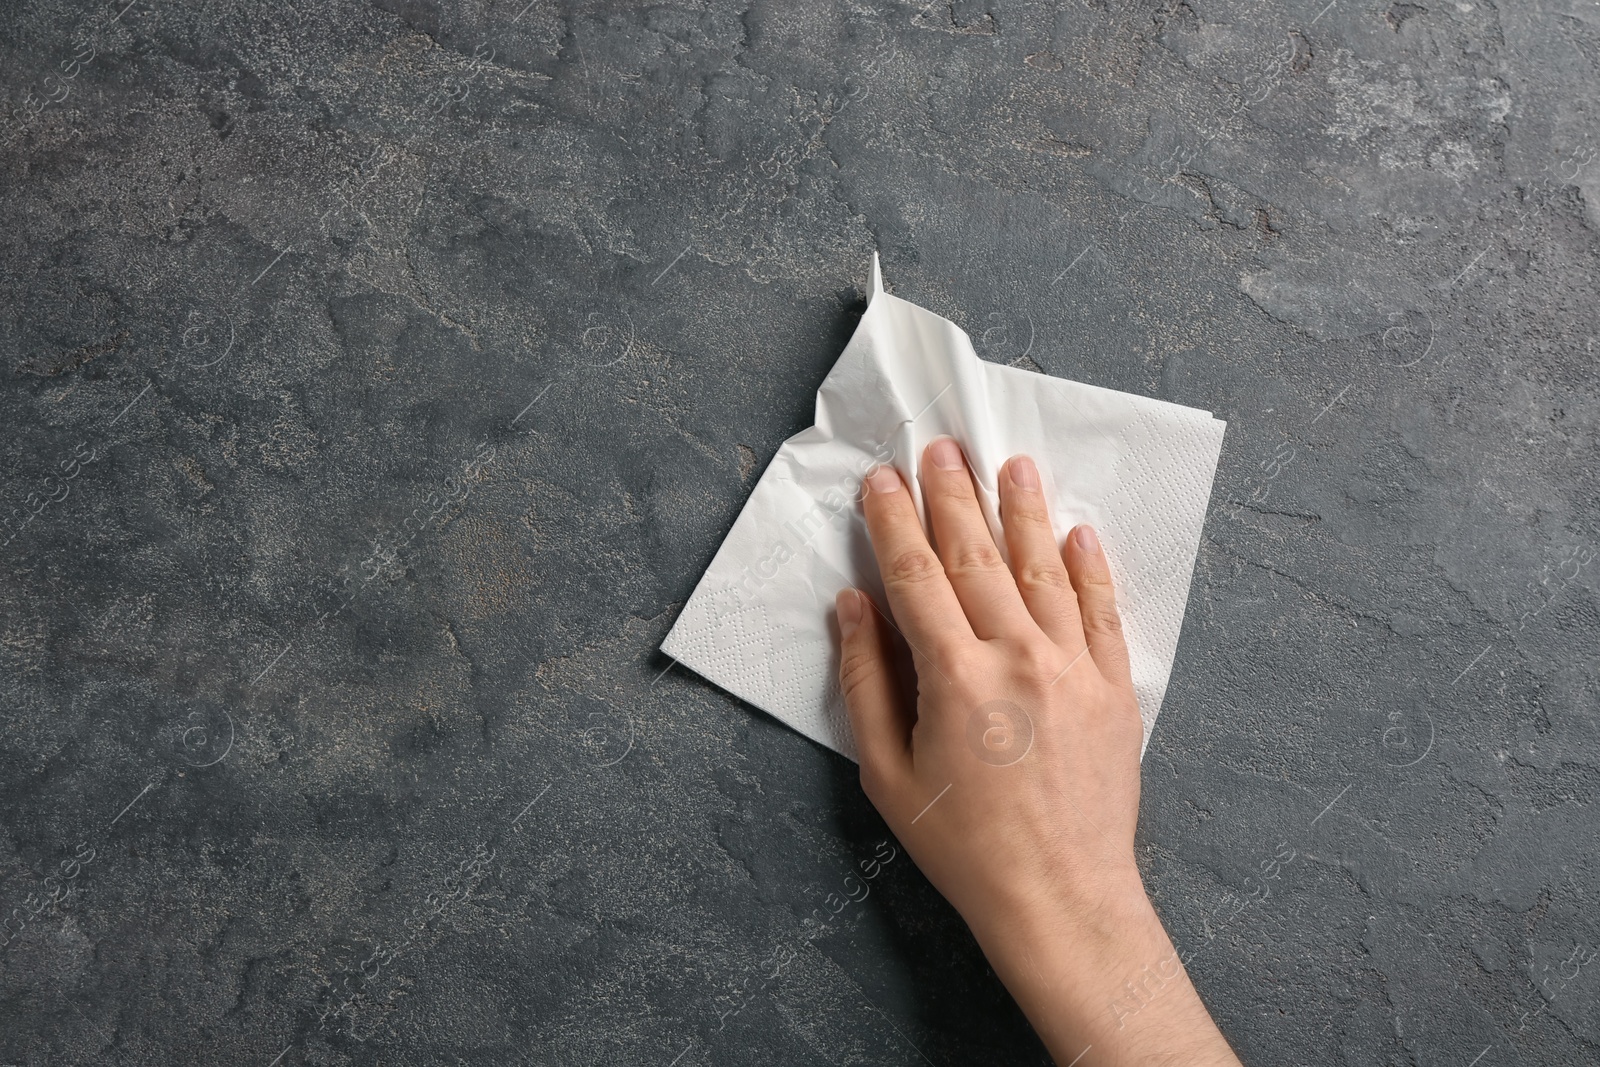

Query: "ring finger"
<box><xmin>997</xmin><ymin>454</ymin><xmax>1087</xmax><ymax>652</ymax></box>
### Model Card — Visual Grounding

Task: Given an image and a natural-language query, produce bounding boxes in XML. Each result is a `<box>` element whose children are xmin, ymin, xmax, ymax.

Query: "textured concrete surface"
<box><xmin>2</xmin><ymin>1</ymin><xmax>1597</xmax><ymax>1064</ymax></box>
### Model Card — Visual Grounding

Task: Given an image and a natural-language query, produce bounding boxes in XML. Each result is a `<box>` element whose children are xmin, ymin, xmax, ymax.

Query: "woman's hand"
<box><xmin>835</xmin><ymin>437</ymin><xmax>1241</xmax><ymax>1067</ymax></box>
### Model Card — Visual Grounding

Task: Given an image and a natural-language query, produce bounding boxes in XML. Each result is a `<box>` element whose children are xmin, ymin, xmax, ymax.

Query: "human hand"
<box><xmin>835</xmin><ymin>436</ymin><xmax>1144</xmax><ymax>941</ymax></box>
<box><xmin>835</xmin><ymin>437</ymin><xmax>1240</xmax><ymax>1067</ymax></box>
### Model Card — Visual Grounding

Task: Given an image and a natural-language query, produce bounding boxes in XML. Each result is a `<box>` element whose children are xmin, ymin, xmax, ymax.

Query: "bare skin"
<box><xmin>834</xmin><ymin>437</ymin><xmax>1243</xmax><ymax>1067</ymax></box>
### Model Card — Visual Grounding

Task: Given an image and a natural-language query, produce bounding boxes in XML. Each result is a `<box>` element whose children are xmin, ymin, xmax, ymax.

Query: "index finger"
<box><xmin>862</xmin><ymin>465</ymin><xmax>975</xmax><ymax>661</ymax></box>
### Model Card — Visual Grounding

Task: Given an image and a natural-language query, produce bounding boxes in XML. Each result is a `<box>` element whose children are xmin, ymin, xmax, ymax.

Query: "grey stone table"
<box><xmin>2</xmin><ymin>1</ymin><xmax>1597</xmax><ymax>1064</ymax></box>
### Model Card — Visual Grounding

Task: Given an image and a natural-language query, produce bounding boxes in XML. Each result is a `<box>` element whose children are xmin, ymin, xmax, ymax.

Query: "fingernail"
<box><xmin>1075</xmin><ymin>524</ymin><xmax>1101</xmax><ymax>554</ymax></box>
<box><xmin>929</xmin><ymin>437</ymin><xmax>965</xmax><ymax>471</ymax></box>
<box><xmin>837</xmin><ymin>589</ymin><xmax>863</xmax><ymax>636</ymax></box>
<box><xmin>867</xmin><ymin>466</ymin><xmax>902</xmax><ymax>493</ymax></box>
<box><xmin>1008</xmin><ymin>455</ymin><xmax>1040</xmax><ymax>490</ymax></box>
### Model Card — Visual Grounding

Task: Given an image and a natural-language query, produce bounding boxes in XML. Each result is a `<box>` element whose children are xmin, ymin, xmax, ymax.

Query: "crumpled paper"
<box><xmin>662</xmin><ymin>256</ymin><xmax>1227</xmax><ymax>761</ymax></box>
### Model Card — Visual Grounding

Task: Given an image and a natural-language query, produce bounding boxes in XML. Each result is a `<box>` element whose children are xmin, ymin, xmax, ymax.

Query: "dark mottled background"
<box><xmin>2</xmin><ymin>0</ymin><xmax>1597</xmax><ymax>1064</ymax></box>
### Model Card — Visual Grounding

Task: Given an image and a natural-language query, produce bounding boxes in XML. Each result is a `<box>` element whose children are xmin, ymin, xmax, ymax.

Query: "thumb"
<box><xmin>836</xmin><ymin>588</ymin><xmax>913</xmax><ymax>799</ymax></box>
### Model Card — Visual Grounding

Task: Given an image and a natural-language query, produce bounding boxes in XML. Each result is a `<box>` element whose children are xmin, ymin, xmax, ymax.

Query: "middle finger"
<box><xmin>920</xmin><ymin>437</ymin><xmax>1034</xmax><ymax>640</ymax></box>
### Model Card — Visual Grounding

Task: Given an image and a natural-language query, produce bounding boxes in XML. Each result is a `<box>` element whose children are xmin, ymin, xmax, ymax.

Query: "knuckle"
<box><xmin>931</xmin><ymin>469</ymin><xmax>976</xmax><ymax>499</ymax></box>
<box><xmin>945</xmin><ymin>540</ymin><xmax>1005</xmax><ymax>579</ymax></box>
<box><xmin>885</xmin><ymin>547</ymin><xmax>944</xmax><ymax>587</ymax></box>
<box><xmin>838</xmin><ymin>647</ymin><xmax>879</xmax><ymax>703</ymax></box>
<box><xmin>1015</xmin><ymin>641</ymin><xmax>1061</xmax><ymax>683</ymax></box>
<box><xmin>1004</xmin><ymin>495</ymin><xmax>1051</xmax><ymax>527</ymax></box>
<box><xmin>1031</xmin><ymin>640</ymin><xmax>1064</xmax><ymax>672</ymax></box>
<box><xmin>940</xmin><ymin>644</ymin><xmax>982</xmax><ymax>676</ymax></box>
<box><xmin>1015</xmin><ymin>561</ymin><xmax>1071</xmax><ymax>595</ymax></box>
<box><xmin>1083</xmin><ymin>603</ymin><xmax>1124</xmax><ymax>636</ymax></box>
<box><xmin>1076</xmin><ymin>563</ymin><xmax>1116</xmax><ymax>589</ymax></box>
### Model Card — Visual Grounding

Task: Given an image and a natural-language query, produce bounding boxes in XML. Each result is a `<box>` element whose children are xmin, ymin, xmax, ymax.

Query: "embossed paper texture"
<box><xmin>663</xmin><ymin>257</ymin><xmax>1227</xmax><ymax>761</ymax></box>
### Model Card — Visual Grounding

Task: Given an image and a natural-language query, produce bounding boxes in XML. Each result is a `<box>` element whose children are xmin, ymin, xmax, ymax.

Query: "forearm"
<box><xmin>967</xmin><ymin>868</ymin><xmax>1242</xmax><ymax>1067</ymax></box>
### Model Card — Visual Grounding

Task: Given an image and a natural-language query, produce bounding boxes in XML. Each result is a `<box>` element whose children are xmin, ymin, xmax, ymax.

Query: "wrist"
<box><xmin>967</xmin><ymin>858</ymin><xmax>1154</xmax><ymax>966</ymax></box>
<box><xmin>967</xmin><ymin>866</ymin><xmax>1238</xmax><ymax>1066</ymax></box>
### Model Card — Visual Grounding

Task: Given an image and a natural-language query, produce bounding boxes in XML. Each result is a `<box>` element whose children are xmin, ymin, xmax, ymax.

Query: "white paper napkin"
<box><xmin>662</xmin><ymin>256</ymin><xmax>1227</xmax><ymax>761</ymax></box>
